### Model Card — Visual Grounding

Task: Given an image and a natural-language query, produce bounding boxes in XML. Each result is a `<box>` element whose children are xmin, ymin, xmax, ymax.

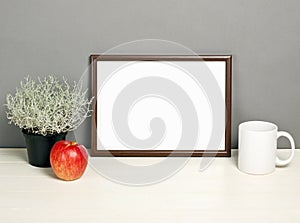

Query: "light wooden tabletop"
<box><xmin>0</xmin><ymin>149</ymin><xmax>299</xmax><ymax>223</ymax></box>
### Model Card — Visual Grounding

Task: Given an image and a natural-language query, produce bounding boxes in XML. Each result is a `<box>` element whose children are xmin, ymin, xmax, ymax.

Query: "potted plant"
<box><xmin>5</xmin><ymin>76</ymin><xmax>93</xmax><ymax>167</ymax></box>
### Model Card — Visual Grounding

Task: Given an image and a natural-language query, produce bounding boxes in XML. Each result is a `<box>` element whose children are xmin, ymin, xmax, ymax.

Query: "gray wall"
<box><xmin>0</xmin><ymin>0</ymin><xmax>299</xmax><ymax>148</ymax></box>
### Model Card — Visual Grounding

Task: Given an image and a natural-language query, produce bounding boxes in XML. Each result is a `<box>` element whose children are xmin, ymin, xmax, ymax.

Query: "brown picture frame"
<box><xmin>90</xmin><ymin>55</ymin><xmax>232</xmax><ymax>157</ymax></box>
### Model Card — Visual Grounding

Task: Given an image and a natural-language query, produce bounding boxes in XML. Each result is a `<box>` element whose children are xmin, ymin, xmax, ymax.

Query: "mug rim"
<box><xmin>239</xmin><ymin>121</ymin><xmax>277</xmax><ymax>132</ymax></box>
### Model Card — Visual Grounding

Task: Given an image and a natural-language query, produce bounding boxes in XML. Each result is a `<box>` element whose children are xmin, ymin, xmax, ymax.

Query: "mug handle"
<box><xmin>276</xmin><ymin>131</ymin><xmax>295</xmax><ymax>166</ymax></box>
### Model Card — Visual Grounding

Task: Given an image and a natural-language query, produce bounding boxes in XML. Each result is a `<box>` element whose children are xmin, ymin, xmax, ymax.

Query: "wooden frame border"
<box><xmin>90</xmin><ymin>55</ymin><xmax>232</xmax><ymax>157</ymax></box>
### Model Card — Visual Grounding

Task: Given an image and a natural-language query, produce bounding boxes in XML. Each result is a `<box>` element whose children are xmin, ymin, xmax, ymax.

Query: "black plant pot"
<box><xmin>22</xmin><ymin>129</ymin><xmax>67</xmax><ymax>167</ymax></box>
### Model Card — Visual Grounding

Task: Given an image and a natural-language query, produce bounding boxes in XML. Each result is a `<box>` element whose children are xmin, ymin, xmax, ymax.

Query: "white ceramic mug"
<box><xmin>238</xmin><ymin>121</ymin><xmax>295</xmax><ymax>174</ymax></box>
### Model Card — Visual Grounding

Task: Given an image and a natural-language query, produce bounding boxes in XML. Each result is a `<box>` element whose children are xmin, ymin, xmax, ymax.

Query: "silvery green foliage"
<box><xmin>6</xmin><ymin>76</ymin><xmax>93</xmax><ymax>136</ymax></box>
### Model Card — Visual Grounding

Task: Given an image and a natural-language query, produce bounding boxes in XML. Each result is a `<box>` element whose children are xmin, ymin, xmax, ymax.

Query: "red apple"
<box><xmin>50</xmin><ymin>140</ymin><xmax>88</xmax><ymax>181</ymax></box>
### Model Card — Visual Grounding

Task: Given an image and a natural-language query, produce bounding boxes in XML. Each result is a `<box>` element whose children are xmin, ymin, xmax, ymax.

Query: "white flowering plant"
<box><xmin>5</xmin><ymin>76</ymin><xmax>93</xmax><ymax>136</ymax></box>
